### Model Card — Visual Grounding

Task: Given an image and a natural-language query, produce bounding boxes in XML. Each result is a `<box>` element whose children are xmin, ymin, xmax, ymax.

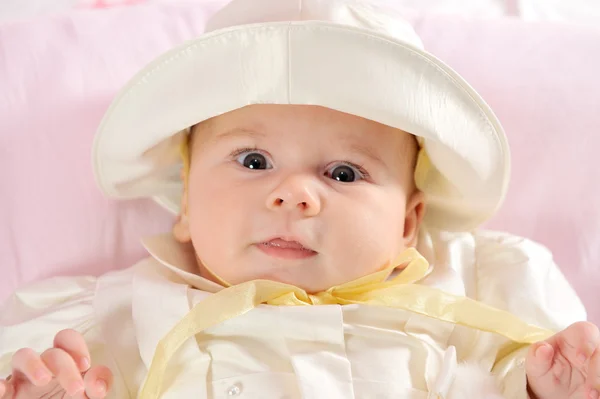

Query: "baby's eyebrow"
<box><xmin>212</xmin><ymin>127</ymin><xmax>266</xmax><ymax>142</ymax></box>
<box><xmin>347</xmin><ymin>142</ymin><xmax>386</xmax><ymax>168</ymax></box>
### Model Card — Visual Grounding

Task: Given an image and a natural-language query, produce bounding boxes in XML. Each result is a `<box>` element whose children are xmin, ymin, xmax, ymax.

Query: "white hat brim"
<box><xmin>92</xmin><ymin>21</ymin><xmax>510</xmax><ymax>232</ymax></box>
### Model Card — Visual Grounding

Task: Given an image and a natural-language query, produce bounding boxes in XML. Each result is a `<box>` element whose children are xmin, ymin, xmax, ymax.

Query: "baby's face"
<box><xmin>174</xmin><ymin>104</ymin><xmax>424</xmax><ymax>292</ymax></box>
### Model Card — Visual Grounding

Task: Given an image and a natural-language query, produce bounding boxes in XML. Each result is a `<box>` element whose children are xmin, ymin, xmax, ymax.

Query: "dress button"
<box><xmin>517</xmin><ymin>358</ymin><xmax>526</xmax><ymax>369</ymax></box>
<box><xmin>227</xmin><ymin>383</ymin><xmax>242</xmax><ymax>396</ymax></box>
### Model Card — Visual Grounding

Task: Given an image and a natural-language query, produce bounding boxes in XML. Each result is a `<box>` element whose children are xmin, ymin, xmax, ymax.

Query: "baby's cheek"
<box><xmin>336</xmin><ymin>210</ymin><xmax>404</xmax><ymax>276</ymax></box>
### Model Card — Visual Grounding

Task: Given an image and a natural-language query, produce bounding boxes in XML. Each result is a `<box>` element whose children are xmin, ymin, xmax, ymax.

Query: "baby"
<box><xmin>1</xmin><ymin>0</ymin><xmax>599</xmax><ymax>398</ymax></box>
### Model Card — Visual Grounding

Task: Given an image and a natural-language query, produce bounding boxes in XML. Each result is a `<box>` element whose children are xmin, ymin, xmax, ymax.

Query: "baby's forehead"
<box><xmin>193</xmin><ymin>104</ymin><xmax>416</xmax><ymax>147</ymax></box>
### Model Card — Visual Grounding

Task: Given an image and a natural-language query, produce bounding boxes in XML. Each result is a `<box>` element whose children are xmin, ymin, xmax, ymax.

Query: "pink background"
<box><xmin>0</xmin><ymin>3</ymin><xmax>598</xmax><ymax>324</ymax></box>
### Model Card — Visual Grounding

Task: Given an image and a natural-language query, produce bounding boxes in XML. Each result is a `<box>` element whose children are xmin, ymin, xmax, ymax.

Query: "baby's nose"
<box><xmin>266</xmin><ymin>176</ymin><xmax>322</xmax><ymax>217</ymax></box>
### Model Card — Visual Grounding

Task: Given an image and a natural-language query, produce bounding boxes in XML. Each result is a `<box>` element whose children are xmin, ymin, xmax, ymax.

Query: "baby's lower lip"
<box><xmin>256</xmin><ymin>240</ymin><xmax>317</xmax><ymax>260</ymax></box>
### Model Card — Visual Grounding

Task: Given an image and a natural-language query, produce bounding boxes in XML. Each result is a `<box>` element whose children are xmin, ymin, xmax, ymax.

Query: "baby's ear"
<box><xmin>173</xmin><ymin>169</ymin><xmax>191</xmax><ymax>243</ymax></box>
<box><xmin>403</xmin><ymin>190</ymin><xmax>426</xmax><ymax>247</ymax></box>
<box><xmin>173</xmin><ymin>214</ymin><xmax>191</xmax><ymax>243</ymax></box>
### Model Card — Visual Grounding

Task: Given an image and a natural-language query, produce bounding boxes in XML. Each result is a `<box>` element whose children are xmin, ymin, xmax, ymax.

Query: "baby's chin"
<box><xmin>196</xmin><ymin>261</ymin><xmax>346</xmax><ymax>293</ymax></box>
<box><xmin>258</xmin><ymin>273</ymin><xmax>334</xmax><ymax>294</ymax></box>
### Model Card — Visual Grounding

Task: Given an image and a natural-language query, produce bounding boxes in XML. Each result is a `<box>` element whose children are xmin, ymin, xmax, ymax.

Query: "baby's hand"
<box><xmin>0</xmin><ymin>329</ymin><xmax>112</xmax><ymax>399</ymax></box>
<box><xmin>526</xmin><ymin>321</ymin><xmax>600</xmax><ymax>399</ymax></box>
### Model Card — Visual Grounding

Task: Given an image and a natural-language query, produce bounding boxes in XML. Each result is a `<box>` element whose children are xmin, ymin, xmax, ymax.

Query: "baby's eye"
<box><xmin>235</xmin><ymin>150</ymin><xmax>272</xmax><ymax>170</ymax></box>
<box><xmin>326</xmin><ymin>163</ymin><xmax>365</xmax><ymax>183</ymax></box>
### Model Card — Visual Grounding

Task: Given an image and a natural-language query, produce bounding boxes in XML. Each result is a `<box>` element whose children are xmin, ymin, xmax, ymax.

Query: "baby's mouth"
<box><xmin>256</xmin><ymin>238</ymin><xmax>317</xmax><ymax>260</ymax></box>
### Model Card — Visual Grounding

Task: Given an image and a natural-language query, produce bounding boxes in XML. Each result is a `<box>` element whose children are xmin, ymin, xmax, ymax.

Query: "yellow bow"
<box><xmin>138</xmin><ymin>248</ymin><xmax>554</xmax><ymax>399</ymax></box>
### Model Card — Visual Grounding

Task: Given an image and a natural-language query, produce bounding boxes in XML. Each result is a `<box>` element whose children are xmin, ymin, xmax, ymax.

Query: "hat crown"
<box><xmin>205</xmin><ymin>0</ymin><xmax>424</xmax><ymax>49</ymax></box>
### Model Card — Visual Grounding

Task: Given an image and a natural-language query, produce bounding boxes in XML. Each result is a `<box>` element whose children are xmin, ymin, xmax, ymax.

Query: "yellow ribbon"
<box><xmin>138</xmin><ymin>248</ymin><xmax>554</xmax><ymax>399</ymax></box>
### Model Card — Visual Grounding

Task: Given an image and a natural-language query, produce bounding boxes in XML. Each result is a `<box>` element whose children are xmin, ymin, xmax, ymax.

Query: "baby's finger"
<box><xmin>41</xmin><ymin>348</ymin><xmax>85</xmax><ymax>396</ymax></box>
<box><xmin>0</xmin><ymin>378</ymin><xmax>15</xmax><ymax>399</ymax></box>
<box><xmin>83</xmin><ymin>365</ymin><xmax>113</xmax><ymax>399</ymax></box>
<box><xmin>54</xmin><ymin>329</ymin><xmax>91</xmax><ymax>373</ymax></box>
<box><xmin>526</xmin><ymin>341</ymin><xmax>555</xmax><ymax>379</ymax></box>
<box><xmin>588</xmin><ymin>345</ymin><xmax>600</xmax><ymax>390</ymax></box>
<box><xmin>560</xmin><ymin>322</ymin><xmax>600</xmax><ymax>366</ymax></box>
<box><xmin>11</xmin><ymin>348</ymin><xmax>53</xmax><ymax>386</ymax></box>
